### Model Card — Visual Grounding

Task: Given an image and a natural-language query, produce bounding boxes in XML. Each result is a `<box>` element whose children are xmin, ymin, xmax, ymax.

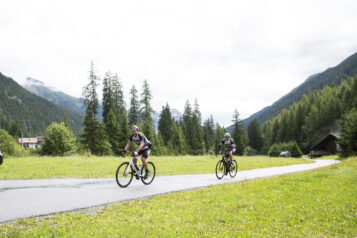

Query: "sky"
<box><xmin>1</xmin><ymin>0</ymin><xmax>357</xmax><ymax>127</ymax></box>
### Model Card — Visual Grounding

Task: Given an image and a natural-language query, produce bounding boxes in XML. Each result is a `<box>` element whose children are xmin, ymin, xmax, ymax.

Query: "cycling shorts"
<box><xmin>138</xmin><ymin>148</ymin><xmax>152</xmax><ymax>158</ymax></box>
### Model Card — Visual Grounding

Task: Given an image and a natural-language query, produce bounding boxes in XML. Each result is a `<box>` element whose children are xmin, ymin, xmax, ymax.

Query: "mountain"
<box><xmin>23</xmin><ymin>77</ymin><xmax>86</xmax><ymax>114</ymax></box>
<box><xmin>0</xmin><ymin>73</ymin><xmax>84</xmax><ymax>136</ymax></box>
<box><xmin>227</xmin><ymin>52</ymin><xmax>357</xmax><ymax>132</ymax></box>
<box><xmin>153</xmin><ymin>108</ymin><xmax>182</xmax><ymax>129</ymax></box>
<box><xmin>23</xmin><ymin>77</ymin><xmax>103</xmax><ymax>121</ymax></box>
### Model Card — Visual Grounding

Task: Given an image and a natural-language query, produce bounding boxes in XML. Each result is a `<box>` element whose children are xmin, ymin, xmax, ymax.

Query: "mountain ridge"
<box><xmin>0</xmin><ymin>73</ymin><xmax>84</xmax><ymax>136</ymax></box>
<box><xmin>227</xmin><ymin>51</ymin><xmax>357</xmax><ymax>132</ymax></box>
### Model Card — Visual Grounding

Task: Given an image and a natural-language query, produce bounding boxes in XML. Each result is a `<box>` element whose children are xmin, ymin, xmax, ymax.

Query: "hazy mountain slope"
<box><xmin>227</xmin><ymin>51</ymin><xmax>357</xmax><ymax>132</ymax></box>
<box><xmin>0</xmin><ymin>73</ymin><xmax>84</xmax><ymax>136</ymax></box>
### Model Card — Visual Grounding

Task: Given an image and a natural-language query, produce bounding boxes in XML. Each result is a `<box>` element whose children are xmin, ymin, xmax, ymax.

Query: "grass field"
<box><xmin>0</xmin><ymin>155</ymin><xmax>312</xmax><ymax>179</ymax></box>
<box><xmin>0</xmin><ymin>157</ymin><xmax>355</xmax><ymax>237</ymax></box>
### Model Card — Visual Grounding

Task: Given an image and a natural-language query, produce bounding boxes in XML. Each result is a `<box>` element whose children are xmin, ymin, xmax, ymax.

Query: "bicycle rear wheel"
<box><xmin>141</xmin><ymin>161</ymin><xmax>156</xmax><ymax>185</ymax></box>
<box><xmin>116</xmin><ymin>162</ymin><xmax>133</xmax><ymax>188</ymax></box>
<box><xmin>215</xmin><ymin>160</ymin><xmax>225</xmax><ymax>179</ymax></box>
<box><xmin>229</xmin><ymin>159</ymin><xmax>238</xmax><ymax>178</ymax></box>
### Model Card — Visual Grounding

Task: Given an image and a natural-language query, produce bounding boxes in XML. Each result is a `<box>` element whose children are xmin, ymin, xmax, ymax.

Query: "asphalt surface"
<box><xmin>0</xmin><ymin>159</ymin><xmax>339</xmax><ymax>223</ymax></box>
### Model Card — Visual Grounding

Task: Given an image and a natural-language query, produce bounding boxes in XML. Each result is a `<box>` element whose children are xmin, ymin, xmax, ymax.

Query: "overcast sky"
<box><xmin>1</xmin><ymin>0</ymin><xmax>357</xmax><ymax>126</ymax></box>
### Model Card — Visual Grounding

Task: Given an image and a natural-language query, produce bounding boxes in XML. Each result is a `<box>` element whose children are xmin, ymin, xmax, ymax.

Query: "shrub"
<box><xmin>0</xmin><ymin>129</ymin><xmax>22</xmax><ymax>156</ymax></box>
<box><xmin>268</xmin><ymin>144</ymin><xmax>280</xmax><ymax>157</ymax></box>
<box><xmin>286</xmin><ymin>141</ymin><xmax>303</xmax><ymax>158</ymax></box>
<box><xmin>41</xmin><ymin>122</ymin><xmax>77</xmax><ymax>156</ymax></box>
<box><xmin>268</xmin><ymin>141</ymin><xmax>303</xmax><ymax>158</ymax></box>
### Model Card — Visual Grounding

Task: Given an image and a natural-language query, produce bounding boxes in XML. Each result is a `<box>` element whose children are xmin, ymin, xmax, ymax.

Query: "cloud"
<box><xmin>0</xmin><ymin>0</ymin><xmax>357</xmax><ymax>127</ymax></box>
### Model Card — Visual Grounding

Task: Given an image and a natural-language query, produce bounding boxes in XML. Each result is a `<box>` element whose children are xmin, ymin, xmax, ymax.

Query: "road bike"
<box><xmin>215</xmin><ymin>152</ymin><xmax>238</xmax><ymax>179</ymax></box>
<box><xmin>116</xmin><ymin>151</ymin><xmax>156</xmax><ymax>188</ymax></box>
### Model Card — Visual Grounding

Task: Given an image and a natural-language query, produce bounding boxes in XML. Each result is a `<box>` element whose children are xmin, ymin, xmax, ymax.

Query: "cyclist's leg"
<box><xmin>228</xmin><ymin>151</ymin><xmax>233</xmax><ymax>162</ymax></box>
<box><xmin>139</xmin><ymin>149</ymin><xmax>151</xmax><ymax>170</ymax></box>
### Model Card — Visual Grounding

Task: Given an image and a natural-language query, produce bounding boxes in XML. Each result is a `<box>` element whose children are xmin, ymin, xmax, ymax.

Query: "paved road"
<box><xmin>0</xmin><ymin>159</ymin><xmax>339</xmax><ymax>223</ymax></box>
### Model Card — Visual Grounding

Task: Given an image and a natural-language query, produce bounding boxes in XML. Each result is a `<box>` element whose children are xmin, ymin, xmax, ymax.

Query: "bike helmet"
<box><xmin>131</xmin><ymin>125</ymin><xmax>139</xmax><ymax>131</ymax></box>
<box><xmin>224</xmin><ymin>132</ymin><xmax>231</xmax><ymax>138</ymax></box>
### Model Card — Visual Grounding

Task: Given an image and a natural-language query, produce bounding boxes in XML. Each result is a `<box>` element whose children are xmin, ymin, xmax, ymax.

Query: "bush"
<box><xmin>268</xmin><ymin>141</ymin><xmax>303</xmax><ymax>158</ymax></box>
<box><xmin>268</xmin><ymin>144</ymin><xmax>280</xmax><ymax>157</ymax></box>
<box><xmin>41</xmin><ymin>123</ymin><xmax>77</xmax><ymax>156</ymax></box>
<box><xmin>286</xmin><ymin>141</ymin><xmax>303</xmax><ymax>158</ymax></box>
<box><xmin>0</xmin><ymin>129</ymin><xmax>22</xmax><ymax>156</ymax></box>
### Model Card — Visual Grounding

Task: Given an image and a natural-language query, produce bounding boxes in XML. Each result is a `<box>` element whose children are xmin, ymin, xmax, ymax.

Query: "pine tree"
<box><xmin>232</xmin><ymin>108</ymin><xmax>246</xmax><ymax>155</ymax></box>
<box><xmin>158</xmin><ymin>103</ymin><xmax>173</xmax><ymax>145</ymax></box>
<box><xmin>340</xmin><ymin>108</ymin><xmax>357</xmax><ymax>157</ymax></box>
<box><xmin>128</xmin><ymin>85</ymin><xmax>140</xmax><ymax>126</ymax></box>
<box><xmin>169</xmin><ymin>122</ymin><xmax>187</xmax><ymax>155</ymax></box>
<box><xmin>139</xmin><ymin>80</ymin><xmax>155</xmax><ymax>140</ymax></box>
<box><xmin>102</xmin><ymin>71</ymin><xmax>113</xmax><ymax>124</ymax></box>
<box><xmin>112</xmin><ymin>74</ymin><xmax>128</xmax><ymax>147</ymax></box>
<box><xmin>203</xmin><ymin>116</ymin><xmax>215</xmax><ymax>153</ymax></box>
<box><xmin>81</xmin><ymin>62</ymin><xmax>111</xmax><ymax>155</ymax></box>
<box><xmin>105</xmin><ymin>109</ymin><xmax>122</xmax><ymax>154</ymax></box>
<box><xmin>248</xmin><ymin>118</ymin><xmax>262</xmax><ymax>152</ymax></box>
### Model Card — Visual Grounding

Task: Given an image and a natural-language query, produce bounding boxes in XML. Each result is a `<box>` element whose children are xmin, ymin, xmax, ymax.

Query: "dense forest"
<box><xmin>259</xmin><ymin>76</ymin><xmax>357</xmax><ymax>154</ymax></box>
<box><xmin>79</xmin><ymin>63</ymin><xmax>243</xmax><ymax>155</ymax></box>
<box><xmin>0</xmin><ymin>73</ymin><xmax>84</xmax><ymax>137</ymax></box>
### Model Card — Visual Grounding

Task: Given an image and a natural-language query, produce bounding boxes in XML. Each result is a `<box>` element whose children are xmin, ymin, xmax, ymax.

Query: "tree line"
<box><xmin>80</xmin><ymin>62</ymin><xmax>250</xmax><ymax>156</ymax></box>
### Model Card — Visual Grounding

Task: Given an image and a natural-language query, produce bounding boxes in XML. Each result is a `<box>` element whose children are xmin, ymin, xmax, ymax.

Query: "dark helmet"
<box><xmin>131</xmin><ymin>125</ymin><xmax>139</xmax><ymax>131</ymax></box>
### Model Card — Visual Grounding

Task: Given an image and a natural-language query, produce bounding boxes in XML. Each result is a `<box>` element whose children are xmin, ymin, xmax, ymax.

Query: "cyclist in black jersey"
<box><xmin>123</xmin><ymin>125</ymin><xmax>153</xmax><ymax>179</ymax></box>
<box><xmin>216</xmin><ymin>133</ymin><xmax>236</xmax><ymax>171</ymax></box>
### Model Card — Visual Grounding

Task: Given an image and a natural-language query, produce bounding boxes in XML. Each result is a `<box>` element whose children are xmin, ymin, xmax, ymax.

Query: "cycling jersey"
<box><xmin>218</xmin><ymin>138</ymin><xmax>236</xmax><ymax>152</ymax></box>
<box><xmin>128</xmin><ymin>132</ymin><xmax>153</xmax><ymax>151</ymax></box>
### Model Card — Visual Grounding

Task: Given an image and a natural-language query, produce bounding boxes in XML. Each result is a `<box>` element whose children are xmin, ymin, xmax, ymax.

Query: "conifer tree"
<box><xmin>203</xmin><ymin>116</ymin><xmax>215</xmax><ymax>153</ymax></box>
<box><xmin>102</xmin><ymin>71</ymin><xmax>113</xmax><ymax>124</ymax></box>
<box><xmin>232</xmin><ymin>108</ymin><xmax>247</xmax><ymax>155</ymax></box>
<box><xmin>140</xmin><ymin>80</ymin><xmax>155</xmax><ymax>139</ymax></box>
<box><xmin>248</xmin><ymin>118</ymin><xmax>262</xmax><ymax>152</ymax></box>
<box><xmin>82</xmin><ymin>62</ymin><xmax>111</xmax><ymax>155</ymax></box>
<box><xmin>158</xmin><ymin>103</ymin><xmax>173</xmax><ymax>145</ymax></box>
<box><xmin>112</xmin><ymin>74</ymin><xmax>129</xmax><ymax>147</ymax></box>
<box><xmin>128</xmin><ymin>85</ymin><xmax>140</xmax><ymax>126</ymax></box>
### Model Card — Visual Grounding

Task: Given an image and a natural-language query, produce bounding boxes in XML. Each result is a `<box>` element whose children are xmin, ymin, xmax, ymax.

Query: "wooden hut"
<box><xmin>310</xmin><ymin>132</ymin><xmax>341</xmax><ymax>157</ymax></box>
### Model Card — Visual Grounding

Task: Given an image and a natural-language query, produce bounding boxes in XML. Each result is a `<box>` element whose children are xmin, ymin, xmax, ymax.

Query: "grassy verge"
<box><xmin>1</xmin><ymin>157</ymin><xmax>355</xmax><ymax>237</ymax></box>
<box><xmin>0</xmin><ymin>155</ymin><xmax>312</xmax><ymax>179</ymax></box>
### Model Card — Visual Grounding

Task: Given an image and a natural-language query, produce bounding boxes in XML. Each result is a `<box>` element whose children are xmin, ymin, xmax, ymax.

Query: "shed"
<box><xmin>247</xmin><ymin>149</ymin><xmax>257</xmax><ymax>156</ymax></box>
<box><xmin>310</xmin><ymin>132</ymin><xmax>341</xmax><ymax>157</ymax></box>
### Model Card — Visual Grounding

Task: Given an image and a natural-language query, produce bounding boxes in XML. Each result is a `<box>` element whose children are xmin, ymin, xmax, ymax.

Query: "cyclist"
<box><xmin>216</xmin><ymin>132</ymin><xmax>236</xmax><ymax>174</ymax></box>
<box><xmin>123</xmin><ymin>125</ymin><xmax>153</xmax><ymax>179</ymax></box>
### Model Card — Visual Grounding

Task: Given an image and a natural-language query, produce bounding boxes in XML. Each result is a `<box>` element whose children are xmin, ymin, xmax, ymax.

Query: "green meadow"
<box><xmin>0</xmin><ymin>155</ymin><xmax>312</xmax><ymax>179</ymax></box>
<box><xmin>0</xmin><ymin>157</ymin><xmax>355</xmax><ymax>237</ymax></box>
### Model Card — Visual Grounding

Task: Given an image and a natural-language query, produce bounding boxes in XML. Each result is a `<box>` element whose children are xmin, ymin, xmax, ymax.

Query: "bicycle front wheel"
<box><xmin>215</xmin><ymin>160</ymin><xmax>225</xmax><ymax>179</ymax></box>
<box><xmin>116</xmin><ymin>162</ymin><xmax>133</xmax><ymax>188</ymax></box>
<box><xmin>141</xmin><ymin>161</ymin><xmax>156</xmax><ymax>185</ymax></box>
<box><xmin>229</xmin><ymin>159</ymin><xmax>238</xmax><ymax>178</ymax></box>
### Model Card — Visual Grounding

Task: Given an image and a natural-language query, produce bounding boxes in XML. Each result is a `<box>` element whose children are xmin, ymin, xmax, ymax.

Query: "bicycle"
<box><xmin>215</xmin><ymin>152</ymin><xmax>238</xmax><ymax>179</ymax></box>
<box><xmin>116</xmin><ymin>151</ymin><xmax>156</xmax><ymax>188</ymax></box>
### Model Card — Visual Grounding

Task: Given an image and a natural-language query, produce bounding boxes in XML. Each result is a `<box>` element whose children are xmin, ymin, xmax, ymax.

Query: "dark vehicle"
<box><xmin>0</xmin><ymin>150</ymin><xmax>3</xmax><ymax>165</ymax></box>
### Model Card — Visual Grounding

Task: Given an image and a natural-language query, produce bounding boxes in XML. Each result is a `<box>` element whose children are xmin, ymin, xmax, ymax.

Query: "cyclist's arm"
<box><xmin>124</xmin><ymin>141</ymin><xmax>132</xmax><ymax>151</ymax></box>
<box><xmin>136</xmin><ymin>142</ymin><xmax>145</xmax><ymax>152</ymax></box>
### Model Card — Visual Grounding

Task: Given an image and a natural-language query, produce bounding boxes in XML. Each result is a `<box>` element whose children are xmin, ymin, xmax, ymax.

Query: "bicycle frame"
<box><xmin>123</xmin><ymin>153</ymin><xmax>144</xmax><ymax>177</ymax></box>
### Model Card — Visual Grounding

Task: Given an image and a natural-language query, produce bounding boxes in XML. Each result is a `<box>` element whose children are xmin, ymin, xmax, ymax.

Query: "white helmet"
<box><xmin>224</xmin><ymin>132</ymin><xmax>231</xmax><ymax>138</ymax></box>
<box><xmin>131</xmin><ymin>125</ymin><xmax>139</xmax><ymax>131</ymax></box>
